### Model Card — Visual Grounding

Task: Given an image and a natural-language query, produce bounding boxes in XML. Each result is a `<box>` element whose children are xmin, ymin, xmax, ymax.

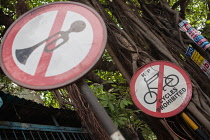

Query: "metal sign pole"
<box><xmin>77</xmin><ymin>79</ymin><xmax>125</xmax><ymax>140</ymax></box>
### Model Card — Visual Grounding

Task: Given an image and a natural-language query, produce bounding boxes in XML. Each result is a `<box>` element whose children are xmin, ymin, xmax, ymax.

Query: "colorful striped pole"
<box><xmin>181</xmin><ymin>112</ymin><xmax>208</xmax><ymax>140</ymax></box>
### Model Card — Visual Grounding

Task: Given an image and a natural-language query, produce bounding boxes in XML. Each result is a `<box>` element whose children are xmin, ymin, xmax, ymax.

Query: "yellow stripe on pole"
<box><xmin>181</xmin><ymin>112</ymin><xmax>199</xmax><ymax>130</ymax></box>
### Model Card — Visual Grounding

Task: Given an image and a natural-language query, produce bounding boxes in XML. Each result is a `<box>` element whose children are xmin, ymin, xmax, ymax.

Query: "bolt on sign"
<box><xmin>130</xmin><ymin>61</ymin><xmax>192</xmax><ymax>118</ymax></box>
<box><xmin>0</xmin><ymin>2</ymin><xmax>107</xmax><ymax>90</ymax></box>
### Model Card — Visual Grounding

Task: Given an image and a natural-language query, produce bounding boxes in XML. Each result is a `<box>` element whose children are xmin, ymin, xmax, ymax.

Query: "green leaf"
<box><xmin>113</xmin><ymin>120</ymin><xmax>118</xmax><ymax>128</ymax></box>
<box><xmin>120</xmin><ymin>100</ymin><xmax>125</xmax><ymax>109</ymax></box>
<box><xmin>99</xmin><ymin>96</ymin><xmax>108</xmax><ymax>101</ymax></box>
<box><xmin>119</xmin><ymin>117</ymin><xmax>127</xmax><ymax>121</ymax></box>
<box><xmin>117</xmin><ymin>119</ymin><xmax>125</xmax><ymax>125</ymax></box>
<box><xmin>100</xmin><ymin>100</ymin><xmax>108</xmax><ymax>107</ymax></box>
<box><xmin>206</xmin><ymin>20</ymin><xmax>210</xmax><ymax>25</ymax></box>
<box><xmin>108</xmin><ymin>102</ymin><xmax>115</xmax><ymax>111</ymax></box>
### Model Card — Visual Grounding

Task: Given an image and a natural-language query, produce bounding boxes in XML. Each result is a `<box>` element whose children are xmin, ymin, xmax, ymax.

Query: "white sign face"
<box><xmin>0</xmin><ymin>2</ymin><xmax>107</xmax><ymax>90</ymax></box>
<box><xmin>12</xmin><ymin>11</ymin><xmax>93</xmax><ymax>76</ymax></box>
<box><xmin>130</xmin><ymin>61</ymin><xmax>192</xmax><ymax>118</ymax></box>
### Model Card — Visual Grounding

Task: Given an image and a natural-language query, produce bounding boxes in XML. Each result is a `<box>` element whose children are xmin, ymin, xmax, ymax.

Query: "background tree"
<box><xmin>1</xmin><ymin>0</ymin><xmax>210</xmax><ymax>139</ymax></box>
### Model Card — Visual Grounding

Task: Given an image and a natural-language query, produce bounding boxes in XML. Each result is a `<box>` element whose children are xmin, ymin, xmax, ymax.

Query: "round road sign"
<box><xmin>130</xmin><ymin>61</ymin><xmax>192</xmax><ymax>118</ymax></box>
<box><xmin>0</xmin><ymin>2</ymin><xmax>107</xmax><ymax>90</ymax></box>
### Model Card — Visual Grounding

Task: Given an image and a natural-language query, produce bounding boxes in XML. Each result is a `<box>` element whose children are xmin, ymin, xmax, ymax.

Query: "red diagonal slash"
<box><xmin>156</xmin><ymin>64</ymin><xmax>164</xmax><ymax>113</ymax></box>
<box><xmin>35</xmin><ymin>10</ymin><xmax>67</xmax><ymax>77</ymax></box>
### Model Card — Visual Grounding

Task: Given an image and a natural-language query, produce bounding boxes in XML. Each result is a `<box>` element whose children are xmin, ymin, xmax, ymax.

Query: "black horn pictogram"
<box><xmin>15</xmin><ymin>20</ymin><xmax>86</xmax><ymax>64</ymax></box>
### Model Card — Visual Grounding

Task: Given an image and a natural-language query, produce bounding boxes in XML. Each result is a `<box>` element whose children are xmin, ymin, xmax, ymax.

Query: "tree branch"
<box><xmin>106</xmin><ymin>44</ymin><xmax>131</xmax><ymax>84</ymax></box>
<box><xmin>96</xmin><ymin>59</ymin><xmax>118</xmax><ymax>72</ymax></box>
<box><xmin>0</xmin><ymin>9</ymin><xmax>14</xmax><ymax>36</ymax></box>
<box><xmin>16</xmin><ymin>0</ymin><xmax>29</xmax><ymax>17</ymax></box>
<box><xmin>115</xmin><ymin>0</ymin><xmax>179</xmax><ymax>64</ymax></box>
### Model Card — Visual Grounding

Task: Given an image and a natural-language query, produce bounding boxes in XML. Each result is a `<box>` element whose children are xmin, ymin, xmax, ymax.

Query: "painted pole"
<box><xmin>181</xmin><ymin>112</ymin><xmax>209</xmax><ymax>140</ymax></box>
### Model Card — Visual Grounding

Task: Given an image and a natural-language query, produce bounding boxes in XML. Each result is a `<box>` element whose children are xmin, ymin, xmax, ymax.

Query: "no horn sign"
<box><xmin>130</xmin><ymin>61</ymin><xmax>192</xmax><ymax>118</ymax></box>
<box><xmin>0</xmin><ymin>2</ymin><xmax>107</xmax><ymax>90</ymax></box>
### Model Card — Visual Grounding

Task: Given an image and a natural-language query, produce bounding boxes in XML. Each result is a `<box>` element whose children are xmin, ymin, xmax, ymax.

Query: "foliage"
<box><xmin>90</xmin><ymin>70</ymin><xmax>132</xmax><ymax>126</ymax></box>
<box><xmin>0</xmin><ymin>0</ymin><xmax>17</xmax><ymax>19</ymax></box>
<box><xmin>170</xmin><ymin>0</ymin><xmax>208</xmax><ymax>28</ymax></box>
<box><xmin>39</xmin><ymin>91</ymin><xmax>60</xmax><ymax>108</ymax></box>
<box><xmin>186</xmin><ymin>0</ymin><xmax>208</xmax><ymax>28</ymax></box>
<box><xmin>25</xmin><ymin>0</ymin><xmax>68</xmax><ymax>9</ymax></box>
<box><xmin>0</xmin><ymin>74</ymin><xmax>24</xmax><ymax>94</ymax></box>
<box><xmin>89</xmin><ymin>70</ymin><xmax>157</xmax><ymax>139</ymax></box>
<box><xmin>0</xmin><ymin>74</ymin><xmax>59</xmax><ymax>107</ymax></box>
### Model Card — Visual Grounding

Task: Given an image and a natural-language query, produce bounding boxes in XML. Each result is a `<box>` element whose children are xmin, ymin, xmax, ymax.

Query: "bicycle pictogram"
<box><xmin>130</xmin><ymin>61</ymin><xmax>192</xmax><ymax>118</ymax></box>
<box><xmin>144</xmin><ymin>72</ymin><xmax>179</xmax><ymax>104</ymax></box>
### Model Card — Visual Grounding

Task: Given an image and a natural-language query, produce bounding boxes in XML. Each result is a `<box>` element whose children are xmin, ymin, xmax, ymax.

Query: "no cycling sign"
<box><xmin>130</xmin><ymin>61</ymin><xmax>192</xmax><ymax>118</ymax></box>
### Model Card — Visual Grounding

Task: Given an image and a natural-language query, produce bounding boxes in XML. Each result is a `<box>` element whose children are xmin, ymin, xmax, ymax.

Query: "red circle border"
<box><xmin>0</xmin><ymin>2</ymin><xmax>107</xmax><ymax>90</ymax></box>
<box><xmin>130</xmin><ymin>61</ymin><xmax>192</xmax><ymax>118</ymax></box>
